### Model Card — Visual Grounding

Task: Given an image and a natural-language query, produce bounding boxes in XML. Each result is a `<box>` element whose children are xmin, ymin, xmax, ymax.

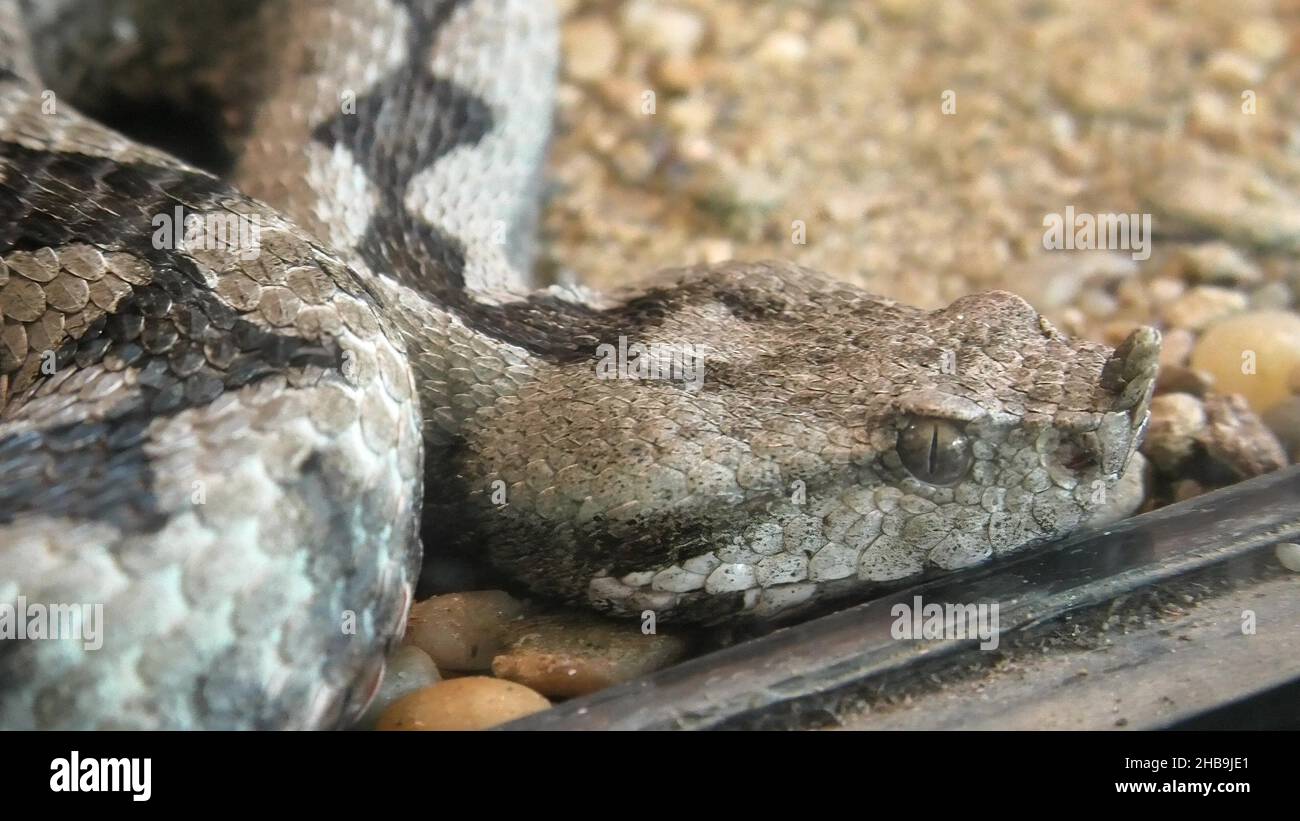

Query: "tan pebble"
<box><xmin>1057</xmin><ymin>307</ymin><xmax>1087</xmax><ymax>337</ymax></box>
<box><xmin>1036</xmin><ymin>270</ymin><xmax>1082</xmax><ymax>310</ymax></box>
<box><xmin>878</xmin><ymin>0</ymin><xmax>929</xmax><ymax>21</ymax></box>
<box><xmin>404</xmin><ymin>590</ymin><xmax>528</xmax><ymax>672</ymax></box>
<box><xmin>375</xmin><ymin>677</ymin><xmax>550</xmax><ymax>731</ymax></box>
<box><xmin>1250</xmin><ymin>281</ymin><xmax>1293</xmax><ymax>310</ymax></box>
<box><xmin>1164</xmin><ymin>286</ymin><xmax>1247</xmax><ymax>331</ymax></box>
<box><xmin>1081</xmin><ymin>253</ymin><xmax>1140</xmax><ymax>282</ymax></box>
<box><xmin>353</xmin><ymin>645</ymin><xmax>441</xmax><ymax>729</ymax></box>
<box><xmin>622</xmin><ymin>1</ymin><xmax>706</xmax><ymax>58</ymax></box>
<box><xmin>1115</xmin><ymin>276</ymin><xmax>1151</xmax><ymax>310</ymax></box>
<box><xmin>824</xmin><ymin>189</ymin><xmax>874</xmax><ymax>224</ymax></box>
<box><xmin>564</xmin><ymin>16</ymin><xmax>621</xmax><ymax>81</ymax></box>
<box><xmin>703</xmin><ymin>165</ymin><xmax>786</xmax><ymax>212</ymax></box>
<box><xmin>654</xmin><ymin>56</ymin><xmax>705</xmax><ymax>91</ymax></box>
<box><xmin>666</xmin><ymin>95</ymin><xmax>715</xmax><ymax>132</ymax></box>
<box><xmin>1261</xmin><ymin>396</ymin><xmax>1300</xmax><ymax>459</ymax></box>
<box><xmin>1190</xmin><ymin>310</ymin><xmax>1300</xmax><ymax>413</ymax></box>
<box><xmin>1204</xmin><ymin>50</ymin><xmax>1264</xmax><ymax>87</ymax></box>
<box><xmin>1157</xmin><ymin>328</ymin><xmax>1196</xmax><ymax>369</ymax></box>
<box><xmin>1143</xmin><ymin>393</ymin><xmax>1207</xmax><ymax>474</ymax></box>
<box><xmin>1178</xmin><ymin>243</ymin><xmax>1262</xmax><ymax>285</ymax></box>
<box><xmin>1102</xmin><ymin>320</ymin><xmax>1140</xmax><ymax>347</ymax></box>
<box><xmin>780</xmin><ymin>8</ymin><xmax>813</xmax><ymax>33</ymax></box>
<box><xmin>692</xmin><ymin>238</ymin><xmax>733</xmax><ymax>265</ymax></box>
<box><xmin>1147</xmin><ymin>277</ymin><xmax>1186</xmax><ymax>304</ymax></box>
<box><xmin>1198</xmin><ymin>393</ymin><xmax>1288</xmax><ymax>478</ymax></box>
<box><xmin>1077</xmin><ymin>288</ymin><xmax>1117</xmax><ymax>320</ymax></box>
<box><xmin>754</xmin><ymin>30</ymin><xmax>809</xmax><ymax>68</ymax></box>
<box><xmin>1052</xmin><ymin>41</ymin><xmax>1151</xmax><ymax>114</ymax></box>
<box><xmin>491</xmin><ymin>612</ymin><xmax>688</xmax><ymax>699</ymax></box>
<box><xmin>595</xmin><ymin>77</ymin><xmax>648</xmax><ymax>116</ymax></box>
<box><xmin>1189</xmin><ymin>92</ymin><xmax>1236</xmax><ymax>146</ymax></box>
<box><xmin>611</xmin><ymin>141</ymin><xmax>656</xmax><ymax>182</ymax></box>
<box><xmin>1234</xmin><ymin>19</ymin><xmax>1288</xmax><ymax>63</ymax></box>
<box><xmin>812</xmin><ymin>18</ymin><xmax>860</xmax><ymax>59</ymax></box>
<box><xmin>555</xmin><ymin>82</ymin><xmax>584</xmax><ymax>114</ymax></box>
<box><xmin>1156</xmin><ymin>365</ymin><xmax>1215</xmax><ymax>397</ymax></box>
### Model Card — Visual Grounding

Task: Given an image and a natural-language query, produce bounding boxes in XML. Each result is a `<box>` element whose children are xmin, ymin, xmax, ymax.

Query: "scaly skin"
<box><xmin>0</xmin><ymin>0</ymin><xmax>1158</xmax><ymax>728</ymax></box>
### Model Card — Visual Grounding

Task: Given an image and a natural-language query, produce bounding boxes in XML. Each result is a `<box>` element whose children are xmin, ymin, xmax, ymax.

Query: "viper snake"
<box><xmin>0</xmin><ymin>0</ymin><xmax>1159</xmax><ymax>728</ymax></box>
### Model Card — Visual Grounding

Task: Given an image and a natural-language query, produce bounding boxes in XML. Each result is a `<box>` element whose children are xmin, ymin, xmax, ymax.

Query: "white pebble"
<box><xmin>1276</xmin><ymin>543</ymin><xmax>1300</xmax><ymax>572</ymax></box>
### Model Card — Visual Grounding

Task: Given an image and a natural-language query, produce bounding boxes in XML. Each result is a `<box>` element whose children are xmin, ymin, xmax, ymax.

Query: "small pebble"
<box><xmin>1188</xmin><ymin>92</ymin><xmax>1236</xmax><ymax>147</ymax></box>
<box><xmin>611</xmin><ymin>140</ymin><xmax>657</xmax><ymax>182</ymax></box>
<box><xmin>1077</xmin><ymin>288</ymin><xmax>1118</xmax><ymax>320</ymax></box>
<box><xmin>1249</xmin><ymin>281</ymin><xmax>1292</xmax><ymax>310</ymax></box>
<box><xmin>654</xmin><ymin>56</ymin><xmax>705</xmax><ymax>91</ymax></box>
<box><xmin>824</xmin><ymin>189</ymin><xmax>874</xmax><ymax>224</ymax></box>
<box><xmin>1261</xmin><ymin>396</ymin><xmax>1300</xmax><ymax>460</ymax></box>
<box><xmin>564</xmin><ymin>17</ymin><xmax>621</xmax><ymax>81</ymax></box>
<box><xmin>1147</xmin><ymin>277</ymin><xmax>1186</xmax><ymax>305</ymax></box>
<box><xmin>1156</xmin><ymin>365</ymin><xmax>1215</xmax><ymax>397</ymax></box>
<box><xmin>1234</xmin><ymin>19</ymin><xmax>1288</xmax><ymax>63</ymax></box>
<box><xmin>667</xmin><ymin>95</ymin><xmax>715</xmax><ymax>133</ymax></box>
<box><xmin>1199</xmin><ymin>393</ymin><xmax>1289</xmax><ymax>479</ymax></box>
<box><xmin>491</xmin><ymin>612</ymin><xmax>688</xmax><ymax>698</ymax></box>
<box><xmin>404</xmin><ymin>590</ymin><xmax>528</xmax><ymax>672</ymax></box>
<box><xmin>811</xmin><ymin>18</ymin><xmax>860</xmax><ymax>59</ymax></box>
<box><xmin>353</xmin><ymin>645</ymin><xmax>441</xmax><ymax>729</ymax></box>
<box><xmin>1178</xmin><ymin>243</ymin><xmax>1262</xmax><ymax>285</ymax></box>
<box><xmin>1157</xmin><ymin>327</ymin><xmax>1196</xmax><ymax>369</ymax></box>
<box><xmin>622</xmin><ymin>1</ymin><xmax>706</xmax><ymax>59</ymax></box>
<box><xmin>1143</xmin><ymin>393</ymin><xmax>1206</xmax><ymax>474</ymax></box>
<box><xmin>1276</xmin><ymin>543</ymin><xmax>1300</xmax><ymax>572</ymax></box>
<box><xmin>754</xmin><ymin>30</ymin><xmax>809</xmax><ymax>68</ymax></box>
<box><xmin>1248</xmin><ymin>279</ymin><xmax>1289</xmax><ymax>310</ymax></box>
<box><xmin>1051</xmin><ymin>40</ymin><xmax>1152</xmax><ymax>115</ymax></box>
<box><xmin>1204</xmin><ymin>50</ymin><xmax>1264</xmax><ymax>87</ymax></box>
<box><xmin>1190</xmin><ymin>310</ymin><xmax>1300</xmax><ymax>413</ymax></box>
<box><xmin>1102</xmin><ymin>320</ymin><xmax>1141</xmax><ymax>347</ymax></box>
<box><xmin>1144</xmin><ymin>151</ymin><xmax>1300</xmax><ymax>251</ymax></box>
<box><xmin>1163</xmin><ymin>286</ymin><xmax>1248</xmax><ymax>331</ymax></box>
<box><xmin>691</xmin><ymin>238</ymin><xmax>733</xmax><ymax>264</ymax></box>
<box><xmin>375</xmin><ymin>677</ymin><xmax>550</xmax><ymax>731</ymax></box>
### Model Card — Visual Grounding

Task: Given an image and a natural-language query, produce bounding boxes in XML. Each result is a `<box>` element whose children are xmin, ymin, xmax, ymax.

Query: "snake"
<box><xmin>0</xmin><ymin>0</ymin><xmax>1160</xmax><ymax>729</ymax></box>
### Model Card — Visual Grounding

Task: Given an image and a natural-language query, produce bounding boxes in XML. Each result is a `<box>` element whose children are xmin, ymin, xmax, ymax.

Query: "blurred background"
<box><xmin>544</xmin><ymin>0</ymin><xmax>1300</xmax><ymax>499</ymax></box>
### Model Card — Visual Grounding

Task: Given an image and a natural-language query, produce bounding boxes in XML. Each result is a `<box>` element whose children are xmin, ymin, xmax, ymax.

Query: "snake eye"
<box><xmin>897</xmin><ymin>418</ymin><xmax>973</xmax><ymax>486</ymax></box>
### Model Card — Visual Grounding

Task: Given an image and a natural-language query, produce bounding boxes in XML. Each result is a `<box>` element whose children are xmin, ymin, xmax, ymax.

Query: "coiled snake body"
<box><xmin>0</xmin><ymin>0</ymin><xmax>1158</xmax><ymax>728</ymax></box>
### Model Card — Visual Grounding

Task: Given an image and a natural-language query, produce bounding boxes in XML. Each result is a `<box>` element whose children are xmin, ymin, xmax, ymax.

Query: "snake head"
<box><xmin>460</xmin><ymin>262</ymin><xmax>1159</xmax><ymax>623</ymax></box>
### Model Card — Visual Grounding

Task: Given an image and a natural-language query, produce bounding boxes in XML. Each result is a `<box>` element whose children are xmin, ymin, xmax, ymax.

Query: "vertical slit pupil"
<box><xmin>928</xmin><ymin>424</ymin><xmax>939</xmax><ymax>476</ymax></box>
